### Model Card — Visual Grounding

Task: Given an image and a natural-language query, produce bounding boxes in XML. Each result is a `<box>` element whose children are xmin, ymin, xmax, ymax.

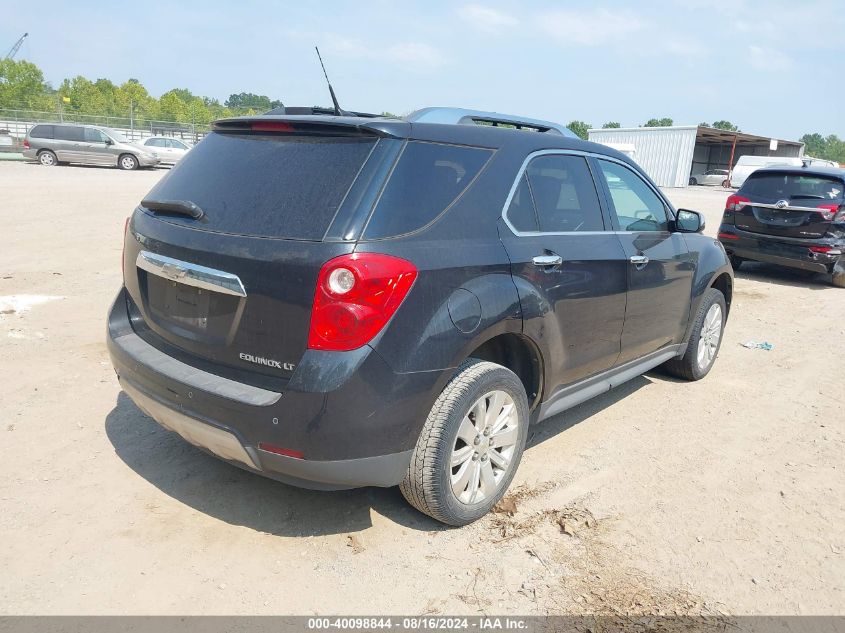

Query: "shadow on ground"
<box><xmin>106</xmin><ymin>374</ymin><xmax>653</xmax><ymax>537</ymax></box>
<box><xmin>735</xmin><ymin>261</ymin><xmax>833</xmax><ymax>290</ymax></box>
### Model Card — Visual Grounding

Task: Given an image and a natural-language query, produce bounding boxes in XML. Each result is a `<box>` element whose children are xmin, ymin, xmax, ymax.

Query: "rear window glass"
<box><xmin>54</xmin><ymin>126</ymin><xmax>85</xmax><ymax>141</ymax></box>
<box><xmin>363</xmin><ymin>141</ymin><xmax>493</xmax><ymax>239</ymax></box>
<box><xmin>743</xmin><ymin>173</ymin><xmax>844</xmax><ymax>202</ymax></box>
<box><xmin>142</xmin><ymin>132</ymin><xmax>376</xmax><ymax>240</ymax></box>
<box><xmin>29</xmin><ymin>125</ymin><xmax>53</xmax><ymax>139</ymax></box>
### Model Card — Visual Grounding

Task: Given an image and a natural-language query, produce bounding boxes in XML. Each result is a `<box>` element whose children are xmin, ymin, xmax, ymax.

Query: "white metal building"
<box><xmin>587</xmin><ymin>126</ymin><xmax>805</xmax><ymax>188</ymax></box>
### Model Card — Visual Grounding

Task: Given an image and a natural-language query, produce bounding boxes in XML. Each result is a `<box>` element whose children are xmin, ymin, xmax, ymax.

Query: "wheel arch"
<box><xmin>464</xmin><ymin>332</ymin><xmax>544</xmax><ymax>412</ymax></box>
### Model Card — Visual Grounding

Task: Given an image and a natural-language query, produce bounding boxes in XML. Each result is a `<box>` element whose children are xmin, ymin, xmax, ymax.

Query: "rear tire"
<box><xmin>729</xmin><ymin>255</ymin><xmax>743</xmax><ymax>270</ymax></box>
<box><xmin>38</xmin><ymin>150</ymin><xmax>58</xmax><ymax>167</ymax></box>
<box><xmin>689</xmin><ymin>177</ymin><xmax>697</xmax><ymax>186</ymax></box>
<box><xmin>118</xmin><ymin>154</ymin><xmax>139</xmax><ymax>170</ymax></box>
<box><xmin>400</xmin><ymin>359</ymin><xmax>529</xmax><ymax>526</ymax></box>
<box><xmin>663</xmin><ymin>288</ymin><xmax>727</xmax><ymax>381</ymax></box>
<box><xmin>722</xmin><ymin>179</ymin><xmax>730</xmax><ymax>188</ymax></box>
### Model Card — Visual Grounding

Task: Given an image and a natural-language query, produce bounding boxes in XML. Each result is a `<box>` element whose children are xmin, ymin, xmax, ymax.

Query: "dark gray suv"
<box><xmin>107</xmin><ymin>108</ymin><xmax>733</xmax><ymax>525</ymax></box>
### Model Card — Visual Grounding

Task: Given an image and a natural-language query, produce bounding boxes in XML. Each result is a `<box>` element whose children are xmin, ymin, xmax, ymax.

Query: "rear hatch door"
<box><xmin>735</xmin><ymin>171</ymin><xmax>844</xmax><ymax>239</ymax></box>
<box><xmin>122</xmin><ymin>122</ymin><xmax>390</xmax><ymax>388</ymax></box>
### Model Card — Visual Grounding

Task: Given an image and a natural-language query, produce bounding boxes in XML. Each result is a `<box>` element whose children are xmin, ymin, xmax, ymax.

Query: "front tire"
<box><xmin>118</xmin><ymin>154</ymin><xmax>139</xmax><ymax>170</ymax></box>
<box><xmin>38</xmin><ymin>150</ymin><xmax>58</xmax><ymax>167</ymax></box>
<box><xmin>832</xmin><ymin>263</ymin><xmax>845</xmax><ymax>288</ymax></box>
<box><xmin>663</xmin><ymin>288</ymin><xmax>727</xmax><ymax>381</ymax></box>
<box><xmin>400</xmin><ymin>359</ymin><xmax>529</xmax><ymax>526</ymax></box>
<box><xmin>689</xmin><ymin>177</ymin><xmax>697</xmax><ymax>186</ymax></box>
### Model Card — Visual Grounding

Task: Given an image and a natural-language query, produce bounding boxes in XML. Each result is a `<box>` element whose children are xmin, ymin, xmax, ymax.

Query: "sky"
<box><xmin>4</xmin><ymin>0</ymin><xmax>844</xmax><ymax>140</ymax></box>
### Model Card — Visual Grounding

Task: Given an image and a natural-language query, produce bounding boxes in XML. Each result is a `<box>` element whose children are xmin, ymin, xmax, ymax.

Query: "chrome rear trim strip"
<box><xmin>136</xmin><ymin>251</ymin><xmax>247</xmax><ymax>298</ymax></box>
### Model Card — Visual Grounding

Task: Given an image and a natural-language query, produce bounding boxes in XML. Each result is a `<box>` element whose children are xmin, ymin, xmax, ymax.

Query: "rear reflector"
<box><xmin>718</xmin><ymin>232</ymin><xmax>740</xmax><ymax>241</ymax></box>
<box><xmin>251</xmin><ymin>121</ymin><xmax>295</xmax><ymax>133</ymax></box>
<box><xmin>258</xmin><ymin>442</ymin><xmax>304</xmax><ymax>459</ymax></box>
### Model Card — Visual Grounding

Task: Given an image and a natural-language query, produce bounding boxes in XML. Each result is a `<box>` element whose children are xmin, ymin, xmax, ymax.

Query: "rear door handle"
<box><xmin>629</xmin><ymin>255</ymin><xmax>649</xmax><ymax>266</ymax></box>
<box><xmin>532</xmin><ymin>254</ymin><xmax>563</xmax><ymax>267</ymax></box>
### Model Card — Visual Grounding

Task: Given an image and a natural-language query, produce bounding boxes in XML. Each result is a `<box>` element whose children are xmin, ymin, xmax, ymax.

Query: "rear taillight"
<box><xmin>307</xmin><ymin>253</ymin><xmax>418</xmax><ymax>352</ymax></box>
<box><xmin>257</xmin><ymin>443</ymin><xmax>304</xmax><ymax>459</ymax></box>
<box><xmin>726</xmin><ymin>194</ymin><xmax>750</xmax><ymax>212</ymax></box>
<box><xmin>817</xmin><ymin>203</ymin><xmax>841</xmax><ymax>221</ymax></box>
<box><xmin>23</xmin><ymin>138</ymin><xmax>30</xmax><ymax>149</ymax></box>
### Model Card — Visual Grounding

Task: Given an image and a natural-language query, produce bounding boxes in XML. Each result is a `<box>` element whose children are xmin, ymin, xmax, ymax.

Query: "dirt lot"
<box><xmin>1</xmin><ymin>161</ymin><xmax>843</xmax><ymax>616</ymax></box>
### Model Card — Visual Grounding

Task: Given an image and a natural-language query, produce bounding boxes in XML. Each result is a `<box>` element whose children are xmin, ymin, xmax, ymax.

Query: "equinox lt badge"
<box><xmin>239</xmin><ymin>353</ymin><xmax>295</xmax><ymax>371</ymax></box>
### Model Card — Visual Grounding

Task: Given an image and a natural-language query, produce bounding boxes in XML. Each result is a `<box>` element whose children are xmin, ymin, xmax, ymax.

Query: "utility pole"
<box><xmin>130</xmin><ymin>100</ymin><xmax>134</xmax><ymax>140</ymax></box>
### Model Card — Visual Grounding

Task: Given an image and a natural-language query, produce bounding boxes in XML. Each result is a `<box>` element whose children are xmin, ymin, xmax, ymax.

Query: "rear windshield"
<box><xmin>142</xmin><ymin>132</ymin><xmax>376</xmax><ymax>239</ymax></box>
<box><xmin>363</xmin><ymin>141</ymin><xmax>493</xmax><ymax>239</ymax></box>
<box><xmin>743</xmin><ymin>172</ymin><xmax>844</xmax><ymax>203</ymax></box>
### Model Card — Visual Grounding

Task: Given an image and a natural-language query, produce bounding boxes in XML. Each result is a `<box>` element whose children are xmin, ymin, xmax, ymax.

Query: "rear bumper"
<box><xmin>22</xmin><ymin>148</ymin><xmax>36</xmax><ymax>160</ymax></box>
<box><xmin>106</xmin><ymin>288</ymin><xmax>437</xmax><ymax>489</ymax></box>
<box><xmin>718</xmin><ymin>225</ymin><xmax>843</xmax><ymax>273</ymax></box>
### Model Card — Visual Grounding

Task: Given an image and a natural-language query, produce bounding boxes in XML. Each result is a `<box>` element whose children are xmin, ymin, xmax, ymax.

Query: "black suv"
<box><xmin>107</xmin><ymin>108</ymin><xmax>733</xmax><ymax>525</ymax></box>
<box><xmin>718</xmin><ymin>165</ymin><xmax>845</xmax><ymax>287</ymax></box>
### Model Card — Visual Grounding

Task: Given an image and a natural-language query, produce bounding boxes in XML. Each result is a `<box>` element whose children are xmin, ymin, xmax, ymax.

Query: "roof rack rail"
<box><xmin>405</xmin><ymin>107</ymin><xmax>575</xmax><ymax>137</ymax></box>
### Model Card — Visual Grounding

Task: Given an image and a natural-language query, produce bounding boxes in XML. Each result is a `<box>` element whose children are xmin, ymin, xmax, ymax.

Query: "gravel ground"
<box><xmin>0</xmin><ymin>162</ymin><xmax>843</xmax><ymax>616</ymax></box>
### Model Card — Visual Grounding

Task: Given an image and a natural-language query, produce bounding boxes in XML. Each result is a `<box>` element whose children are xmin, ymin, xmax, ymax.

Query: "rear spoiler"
<box><xmin>212</xmin><ymin>116</ymin><xmax>408</xmax><ymax>139</ymax></box>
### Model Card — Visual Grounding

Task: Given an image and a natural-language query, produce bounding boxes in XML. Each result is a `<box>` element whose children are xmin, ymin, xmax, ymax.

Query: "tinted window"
<box><xmin>524</xmin><ymin>154</ymin><xmax>604</xmax><ymax>232</ymax></box>
<box><xmin>54</xmin><ymin>126</ymin><xmax>85</xmax><ymax>142</ymax></box>
<box><xmin>29</xmin><ymin>125</ymin><xmax>54</xmax><ymax>139</ymax></box>
<box><xmin>364</xmin><ymin>141</ymin><xmax>492</xmax><ymax>239</ymax></box>
<box><xmin>743</xmin><ymin>172</ymin><xmax>844</xmax><ymax>202</ymax></box>
<box><xmin>84</xmin><ymin>128</ymin><xmax>108</xmax><ymax>143</ymax></box>
<box><xmin>597</xmin><ymin>160</ymin><xmax>668</xmax><ymax>232</ymax></box>
<box><xmin>505</xmin><ymin>174</ymin><xmax>539</xmax><ymax>232</ymax></box>
<box><xmin>143</xmin><ymin>132</ymin><xmax>376</xmax><ymax>240</ymax></box>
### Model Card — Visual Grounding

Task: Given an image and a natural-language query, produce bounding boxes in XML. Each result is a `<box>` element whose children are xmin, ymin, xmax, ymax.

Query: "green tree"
<box><xmin>712</xmin><ymin>120</ymin><xmax>739</xmax><ymax>132</ymax></box>
<box><xmin>225</xmin><ymin>92</ymin><xmax>283</xmax><ymax>111</ymax></box>
<box><xmin>800</xmin><ymin>133</ymin><xmax>827</xmax><ymax>157</ymax></box>
<box><xmin>643</xmin><ymin>117</ymin><xmax>673</xmax><ymax>127</ymax></box>
<box><xmin>566</xmin><ymin>120</ymin><xmax>591</xmax><ymax>140</ymax></box>
<box><xmin>699</xmin><ymin>122</ymin><xmax>710</xmax><ymax>128</ymax></box>
<box><xmin>602</xmin><ymin>121</ymin><xmax>621</xmax><ymax>128</ymax></box>
<box><xmin>0</xmin><ymin>59</ymin><xmax>53</xmax><ymax>110</ymax></box>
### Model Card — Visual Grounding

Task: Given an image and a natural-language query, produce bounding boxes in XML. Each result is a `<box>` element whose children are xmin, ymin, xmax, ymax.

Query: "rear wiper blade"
<box><xmin>141</xmin><ymin>198</ymin><xmax>204</xmax><ymax>219</ymax></box>
<box><xmin>789</xmin><ymin>194</ymin><xmax>825</xmax><ymax>200</ymax></box>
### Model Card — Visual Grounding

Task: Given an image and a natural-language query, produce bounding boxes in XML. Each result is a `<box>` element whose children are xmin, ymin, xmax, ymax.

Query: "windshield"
<box><xmin>743</xmin><ymin>173</ymin><xmax>844</xmax><ymax>202</ymax></box>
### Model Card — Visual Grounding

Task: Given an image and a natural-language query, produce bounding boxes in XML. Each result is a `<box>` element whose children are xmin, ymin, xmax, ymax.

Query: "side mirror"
<box><xmin>676</xmin><ymin>208</ymin><xmax>705</xmax><ymax>233</ymax></box>
<box><xmin>104</xmin><ymin>137</ymin><xmax>113</xmax><ymax>145</ymax></box>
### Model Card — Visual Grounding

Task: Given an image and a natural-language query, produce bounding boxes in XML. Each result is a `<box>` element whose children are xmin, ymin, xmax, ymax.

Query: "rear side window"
<box><xmin>142</xmin><ymin>132</ymin><xmax>377</xmax><ymax>240</ymax></box>
<box><xmin>743</xmin><ymin>173</ymin><xmax>844</xmax><ymax>202</ymax></box>
<box><xmin>54</xmin><ymin>126</ymin><xmax>85</xmax><ymax>141</ymax></box>
<box><xmin>29</xmin><ymin>125</ymin><xmax>54</xmax><ymax>139</ymax></box>
<box><xmin>505</xmin><ymin>175</ymin><xmax>539</xmax><ymax>232</ymax></box>
<box><xmin>363</xmin><ymin>141</ymin><xmax>493</xmax><ymax>239</ymax></box>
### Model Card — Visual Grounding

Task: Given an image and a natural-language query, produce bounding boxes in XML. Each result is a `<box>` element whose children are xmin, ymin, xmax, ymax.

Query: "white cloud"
<box><xmin>748</xmin><ymin>45</ymin><xmax>795</xmax><ymax>71</ymax></box>
<box><xmin>457</xmin><ymin>4</ymin><xmax>518</xmax><ymax>33</ymax></box>
<box><xmin>538</xmin><ymin>8</ymin><xmax>642</xmax><ymax>46</ymax></box>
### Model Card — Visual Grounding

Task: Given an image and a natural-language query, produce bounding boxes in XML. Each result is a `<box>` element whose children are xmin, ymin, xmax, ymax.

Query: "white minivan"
<box><xmin>730</xmin><ymin>155</ymin><xmax>803</xmax><ymax>188</ymax></box>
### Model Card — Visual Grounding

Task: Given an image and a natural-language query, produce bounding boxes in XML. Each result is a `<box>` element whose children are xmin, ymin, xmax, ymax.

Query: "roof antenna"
<box><xmin>315</xmin><ymin>46</ymin><xmax>347</xmax><ymax>116</ymax></box>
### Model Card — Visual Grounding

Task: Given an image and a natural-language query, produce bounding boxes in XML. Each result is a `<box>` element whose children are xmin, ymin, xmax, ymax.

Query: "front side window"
<box><xmin>84</xmin><ymin>128</ymin><xmax>108</xmax><ymax>143</ymax></box>
<box><xmin>597</xmin><ymin>160</ymin><xmax>669</xmax><ymax>232</ymax></box>
<box><xmin>524</xmin><ymin>154</ymin><xmax>605</xmax><ymax>232</ymax></box>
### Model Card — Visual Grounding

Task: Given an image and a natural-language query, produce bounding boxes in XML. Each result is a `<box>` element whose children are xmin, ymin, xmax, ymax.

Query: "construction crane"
<box><xmin>5</xmin><ymin>32</ymin><xmax>28</xmax><ymax>60</ymax></box>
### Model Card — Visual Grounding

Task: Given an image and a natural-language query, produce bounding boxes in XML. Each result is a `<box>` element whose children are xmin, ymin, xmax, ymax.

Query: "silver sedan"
<box><xmin>136</xmin><ymin>136</ymin><xmax>193</xmax><ymax>165</ymax></box>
